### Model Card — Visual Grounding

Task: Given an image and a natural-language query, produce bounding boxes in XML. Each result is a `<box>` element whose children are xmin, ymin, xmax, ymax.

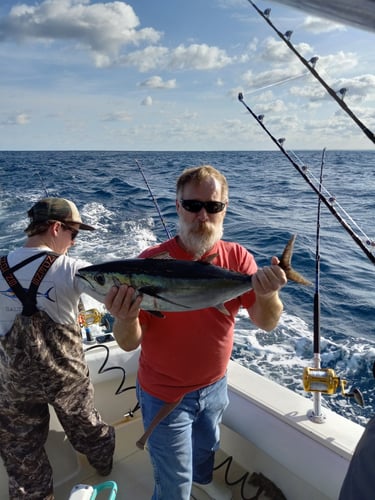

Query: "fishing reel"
<box><xmin>303</xmin><ymin>367</ymin><xmax>364</xmax><ymax>407</ymax></box>
<box><xmin>78</xmin><ymin>308</ymin><xmax>114</xmax><ymax>334</ymax></box>
<box><xmin>78</xmin><ymin>308</ymin><xmax>103</xmax><ymax>327</ymax></box>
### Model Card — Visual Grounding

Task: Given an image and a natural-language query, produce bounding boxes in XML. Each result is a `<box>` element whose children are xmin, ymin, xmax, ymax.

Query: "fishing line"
<box><xmin>37</xmin><ymin>171</ymin><xmax>50</xmax><ymax>197</ymax></box>
<box><xmin>135</xmin><ymin>159</ymin><xmax>172</xmax><ymax>240</ymax></box>
<box><xmin>243</xmin><ymin>70</ymin><xmax>309</xmax><ymax>96</ymax></box>
<box><xmin>238</xmin><ymin>93</ymin><xmax>375</xmax><ymax>265</ymax></box>
<box><xmin>288</xmin><ymin>150</ymin><xmax>372</xmax><ymax>244</ymax></box>
<box><xmin>246</xmin><ymin>0</ymin><xmax>375</xmax><ymax>145</ymax></box>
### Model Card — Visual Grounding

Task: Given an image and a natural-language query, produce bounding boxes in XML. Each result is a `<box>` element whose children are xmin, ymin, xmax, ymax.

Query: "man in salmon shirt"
<box><xmin>105</xmin><ymin>165</ymin><xmax>287</xmax><ymax>500</ymax></box>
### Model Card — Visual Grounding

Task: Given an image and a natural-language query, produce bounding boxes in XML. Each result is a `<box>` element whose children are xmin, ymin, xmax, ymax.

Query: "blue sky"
<box><xmin>0</xmin><ymin>0</ymin><xmax>374</xmax><ymax>151</ymax></box>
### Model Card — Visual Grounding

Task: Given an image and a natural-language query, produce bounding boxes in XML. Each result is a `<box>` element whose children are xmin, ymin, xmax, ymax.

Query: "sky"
<box><xmin>0</xmin><ymin>0</ymin><xmax>375</xmax><ymax>151</ymax></box>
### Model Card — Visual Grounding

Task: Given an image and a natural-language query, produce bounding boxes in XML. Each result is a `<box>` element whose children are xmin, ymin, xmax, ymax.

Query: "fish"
<box><xmin>76</xmin><ymin>234</ymin><xmax>310</xmax><ymax>317</ymax></box>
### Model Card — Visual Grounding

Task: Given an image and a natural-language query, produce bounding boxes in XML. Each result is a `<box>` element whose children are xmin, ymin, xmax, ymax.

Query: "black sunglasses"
<box><xmin>180</xmin><ymin>199</ymin><xmax>226</xmax><ymax>214</ymax></box>
<box><xmin>61</xmin><ymin>223</ymin><xmax>79</xmax><ymax>240</ymax></box>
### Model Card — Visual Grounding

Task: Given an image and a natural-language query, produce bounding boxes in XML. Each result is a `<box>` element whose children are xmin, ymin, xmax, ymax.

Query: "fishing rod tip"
<box><xmin>238</xmin><ymin>92</ymin><xmax>244</xmax><ymax>101</ymax></box>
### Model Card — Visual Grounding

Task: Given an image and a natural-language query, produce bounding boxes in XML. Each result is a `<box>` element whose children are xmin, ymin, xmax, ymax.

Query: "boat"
<box><xmin>0</xmin><ymin>295</ymin><xmax>365</xmax><ymax>500</ymax></box>
<box><xmin>0</xmin><ymin>2</ymin><xmax>372</xmax><ymax>499</ymax></box>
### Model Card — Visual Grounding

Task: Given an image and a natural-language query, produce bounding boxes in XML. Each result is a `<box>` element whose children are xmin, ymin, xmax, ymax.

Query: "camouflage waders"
<box><xmin>0</xmin><ymin>255</ymin><xmax>115</xmax><ymax>499</ymax></box>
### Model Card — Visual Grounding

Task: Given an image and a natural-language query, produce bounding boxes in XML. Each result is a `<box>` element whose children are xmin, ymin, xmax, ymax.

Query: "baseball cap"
<box><xmin>27</xmin><ymin>198</ymin><xmax>95</xmax><ymax>231</ymax></box>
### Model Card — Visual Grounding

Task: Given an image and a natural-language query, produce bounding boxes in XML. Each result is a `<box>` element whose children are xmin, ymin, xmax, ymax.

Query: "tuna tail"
<box><xmin>279</xmin><ymin>234</ymin><xmax>312</xmax><ymax>286</ymax></box>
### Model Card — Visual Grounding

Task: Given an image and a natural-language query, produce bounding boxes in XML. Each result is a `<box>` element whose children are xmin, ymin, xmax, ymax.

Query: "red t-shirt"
<box><xmin>137</xmin><ymin>237</ymin><xmax>258</xmax><ymax>402</ymax></box>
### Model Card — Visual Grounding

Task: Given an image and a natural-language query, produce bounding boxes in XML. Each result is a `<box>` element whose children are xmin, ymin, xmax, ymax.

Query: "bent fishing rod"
<box><xmin>238</xmin><ymin>93</ymin><xmax>375</xmax><ymax>265</ymax></box>
<box><xmin>135</xmin><ymin>159</ymin><xmax>172</xmax><ymax>240</ymax></box>
<box><xmin>247</xmin><ymin>0</ymin><xmax>375</xmax><ymax>146</ymax></box>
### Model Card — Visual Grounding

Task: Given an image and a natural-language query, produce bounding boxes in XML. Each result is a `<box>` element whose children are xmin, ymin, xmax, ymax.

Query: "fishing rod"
<box><xmin>303</xmin><ymin>149</ymin><xmax>365</xmax><ymax>416</ymax></box>
<box><xmin>238</xmin><ymin>93</ymin><xmax>375</xmax><ymax>265</ymax></box>
<box><xmin>309</xmin><ymin>149</ymin><xmax>325</xmax><ymax>421</ymax></box>
<box><xmin>246</xmin><ymin>0</ymin><xmax>375</xmax><ymax>145</ymax></box>
<box><xmin>313</xmin><ymin>149</ymin><xmax>324</xmax><ymax>363</ymax></box>
<box><xmin>37</xmin><ymin>171</ymin><xmax>50</xmax><ymax>197</ymax></box>
<box><xmin>135</xmin><ymin>159</ymin><xmax>172</xmax><ymax>240</ymax></box>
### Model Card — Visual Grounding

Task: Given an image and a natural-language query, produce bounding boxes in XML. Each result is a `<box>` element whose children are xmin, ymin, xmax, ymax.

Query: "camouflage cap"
<box><xmin>27</xmin><ymin>198</ymin><xmax>95</xmax><ymax>231</ymax></box>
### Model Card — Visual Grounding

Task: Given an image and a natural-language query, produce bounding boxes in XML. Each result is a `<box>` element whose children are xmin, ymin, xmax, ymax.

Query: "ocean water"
<box><xmin>0</xmin><ymin>149</ymin><xmax>374</xmax><ymax>426</ymax></box>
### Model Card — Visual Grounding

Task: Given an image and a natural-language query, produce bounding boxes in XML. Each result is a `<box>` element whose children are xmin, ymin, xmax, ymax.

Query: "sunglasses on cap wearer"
<box><xmin>48</xmin><ymin>220</ymin><xmax>79</xmax><ymax>240</ymax></box>
<box><xmin>180</xmin><ymin>199</ymin><xmax>226</xmax><ymax>214</ymax></box>
<box><xmin>61</xmin><ymin>223</ymin><xmax>79</xmax><ymax>240</ymax></box>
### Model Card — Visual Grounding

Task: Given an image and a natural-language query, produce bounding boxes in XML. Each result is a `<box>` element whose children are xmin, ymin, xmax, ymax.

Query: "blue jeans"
<box><xmin>136</xmin><ymin>375</ymin><xmax>229</xmax><ymax>500</ymax></box>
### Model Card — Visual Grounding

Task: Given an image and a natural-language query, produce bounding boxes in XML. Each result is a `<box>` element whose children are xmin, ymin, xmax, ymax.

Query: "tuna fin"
<box><xmin>279</xmin><ymin>235</ymin><xmax>312</xmax><ymax>286</ymax></box>
<box><xmin>199</xmin><ymin>253</ymin><xmax>219</xmax><ymax>264</ymax></box>
<box><xmin>149</xmin><ymin>251</ymin><xmax>173</xmax><ymax>260</ymax></box>
<box><xmin>139</xmin><ymin>286</ymin><xmax>191</xmax><ymax>309</ymax></box>
<box><xmin>146</xmin><ymin>310</ymin><xmax>165</xmax><ymax>318</ymax></box>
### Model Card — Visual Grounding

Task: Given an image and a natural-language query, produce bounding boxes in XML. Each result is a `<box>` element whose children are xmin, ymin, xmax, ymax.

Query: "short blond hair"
<box><xmin>176</xmin><ymin>165</ymin><xmax>228</xmax><ymax>201</ymax></box>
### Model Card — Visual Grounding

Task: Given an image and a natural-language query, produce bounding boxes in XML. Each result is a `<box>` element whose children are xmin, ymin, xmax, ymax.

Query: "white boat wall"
<box><xmin>0</xmin><ymin>338</ymin><xmax>364</xmax><ymax>500</ymax></box>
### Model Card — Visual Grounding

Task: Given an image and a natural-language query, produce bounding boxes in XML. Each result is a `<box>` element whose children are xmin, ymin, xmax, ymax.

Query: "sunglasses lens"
<box><xmin>205</xmin><ymin>202</ymin><xmax>226</xmax><ymax>213</ymax></box>
<box><xmin>62</xmin><ymin>223</ymin><xmax>79</xmax><ymax>240</ymax></box>
<box><xmin>181</xmin><ymin>200</ymin><xmax>226</xmax><ymax>214</ymax></box>
<box><xmin>181</xmin><ymin>200</ymin><xmax>203</xmax><ymax>212</ymax></box>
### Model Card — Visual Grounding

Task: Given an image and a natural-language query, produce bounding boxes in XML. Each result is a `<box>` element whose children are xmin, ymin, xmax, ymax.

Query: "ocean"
<box><xmin>0</xmin><ymin>149</ymin><xmax>374</xmax><ymax>426</ymax></box>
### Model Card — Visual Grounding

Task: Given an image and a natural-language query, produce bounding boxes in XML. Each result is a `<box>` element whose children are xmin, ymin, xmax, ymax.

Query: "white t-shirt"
<box><xmin>0</xmin><ymin>246</ymin><xmax>90</xmax><ymax>336</ymax></box>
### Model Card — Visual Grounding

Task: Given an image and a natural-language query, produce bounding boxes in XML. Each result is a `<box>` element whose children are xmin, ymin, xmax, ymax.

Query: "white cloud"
<box><xmin>141</xmin><ymin>96</ymin><xmax>153</xmax><ymax>106</ymax></box>
<box><xmin>316</xmin><ymin>51</ymin><xmax>359</xmax><ymax>75</ymax></box>
<box><xmin>120</xmin><ymin>43</ymin><xmax>232</xmax><ymax>72</ymax></box>
<box><xmin>119</xmin><ymin>46</ymin><xmax>169</xmax><ymax>72</ymax></box>
<box><xmin>302</xmin><ymin>16</ymin><xmax>347</xmax><ymax>34</ymax></box>
<box><xmin>1</xmin><ymin>112</ymin><xmax>30</xmax><ymax>125</ymax></box>
<box><xmin>138</xmin><ymin>76</ymin><xmax>176</xmax><ymax>89</ymax></box>
<box><xmin>0</xmin><ymin>0</ymin><xmax>162</xmax><ymax>65</ymax></box>
<box><xmin>331</xmin><ymin>75</ymin><xmax>375</xmax><ymax>103</ymax></box>
<box><xmin>168</xmin><ymin>44</ymin><xmax>232</xmax><ymax>70</ymax></box>
<box><xmin>101</xmin><ymin>111</ymin><xmax>131</xmax><ymax>122</ymax></box>
<box><xmin>259</xmin><ymin>37</ymin><xmax>313</xmax><ymax>64</ymax></box>
<box><xmin>258</xmin><ymin>99</ymin><xmax>288</xmax><ymax>114</ymax></box>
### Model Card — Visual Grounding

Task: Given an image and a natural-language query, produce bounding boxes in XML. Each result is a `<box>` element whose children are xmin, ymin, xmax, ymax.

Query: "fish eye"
<box><xmin>94</xmin><ymin>273</ymin><xmax>106</xmax><ymax>286</ymax></box>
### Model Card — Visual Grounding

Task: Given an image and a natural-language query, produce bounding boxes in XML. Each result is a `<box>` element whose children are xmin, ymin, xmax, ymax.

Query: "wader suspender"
<box><xmin>1</xmin><ymin>252</ymin><xmax>180</xmax><ymax>449</ymax></box>
<box><xmin>0</xmin><ymin>252</ymin><xmax>59</xmax><ymax>316</ymax></box>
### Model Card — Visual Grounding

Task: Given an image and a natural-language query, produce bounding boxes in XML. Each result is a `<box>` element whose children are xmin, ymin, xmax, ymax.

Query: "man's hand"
<box><xmin>251</xmin><ymin>256</ymin><xmax>287</xmax><ymax>298</ymax></box>
<box><xmin>104</xmin><ymin>285</ymin><xmax>143</xmax><ymax>321</ymax></box>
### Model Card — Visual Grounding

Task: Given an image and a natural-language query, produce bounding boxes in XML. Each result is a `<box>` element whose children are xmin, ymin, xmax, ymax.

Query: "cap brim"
<box><xmin>79</xmin><ymin>223</ymin><xmax>96</xmax><ymax>231</ymax></box>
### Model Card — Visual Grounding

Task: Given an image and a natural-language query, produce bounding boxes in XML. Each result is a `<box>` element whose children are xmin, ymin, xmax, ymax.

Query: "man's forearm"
<box><xmin>249</xmin><ymin>292</ymin><xmax>283</xmax><ymax>332</ymax></box>
<box><xmin>113</xmin><ymin>317</ymin><xmax>143</xmax><ymax>351</ymax></box>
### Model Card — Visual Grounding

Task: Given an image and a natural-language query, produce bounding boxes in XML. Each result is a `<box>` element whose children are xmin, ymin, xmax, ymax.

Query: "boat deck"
<box><xmin>53</xmin><ymin>417</ymin><xmax>262</xmax><ymax>500</ymax></box>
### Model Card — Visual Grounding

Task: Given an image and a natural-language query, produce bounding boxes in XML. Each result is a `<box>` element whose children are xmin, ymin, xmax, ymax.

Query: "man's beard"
<box><xmin>178</xmin><ymin>219</ymin><xmax>223</xmax><ymax>259</ymax></box>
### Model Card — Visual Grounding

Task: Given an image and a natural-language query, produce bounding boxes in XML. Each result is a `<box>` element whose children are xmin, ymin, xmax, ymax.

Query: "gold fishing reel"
<box><xmin>78</xmin><ymin>308</ymin><xmax>103</xmax><ymax>327</ymax></box>
<box><xmin>303</xmin><ymin>367</ymin><xmax>364</xmax><ymax>406</ymax></box>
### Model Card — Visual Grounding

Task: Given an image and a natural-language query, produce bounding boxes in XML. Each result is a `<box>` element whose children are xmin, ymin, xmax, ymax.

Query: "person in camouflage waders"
<box><xmin>0</xmin><ymin>198</ymin><xmax>115</xmax><ymax>500</ymax></box>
